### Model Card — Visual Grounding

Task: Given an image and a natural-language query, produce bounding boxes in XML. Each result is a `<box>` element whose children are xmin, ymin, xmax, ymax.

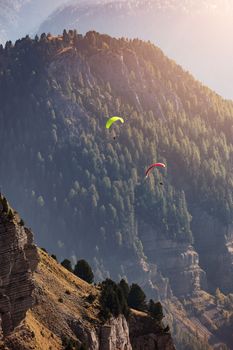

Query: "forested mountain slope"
<box><xmin>1</xmin><ymin>30</ymin><xmax>233</xmax><ymax>291</ymax></box>
<box><xmin>1</xmin><ymin>30</ymin><xmax>233</xmax><ymax>348</ymax></box>
<box><xmin>1</xmin><ymin>30</ymin><xmax>233</xmax><ymax>284</ymax></box>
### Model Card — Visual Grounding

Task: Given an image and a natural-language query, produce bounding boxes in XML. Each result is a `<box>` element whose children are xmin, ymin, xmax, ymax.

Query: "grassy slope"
<box><xmin>4</xmin><ymin>249</ymin><xmax>100</xmax><ymax>350</ymax></box>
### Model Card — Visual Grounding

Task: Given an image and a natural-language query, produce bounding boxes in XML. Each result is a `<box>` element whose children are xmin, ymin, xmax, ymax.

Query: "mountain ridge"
<box><xmin>38</xmin><ymin>0</ymin><xmax>233</xmax><ymax>99</ymax></box>
<box><xmin>0</xmin><ymin>30</ymin><xmax>233</xmax><ymax>348</ymax></box>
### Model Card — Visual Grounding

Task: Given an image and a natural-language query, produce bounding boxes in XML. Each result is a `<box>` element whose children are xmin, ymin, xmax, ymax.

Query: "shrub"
<box><xmin>86</xmin><ymin>293</ymin><xmax>96</xmax><ymax>303</ymax></box>
<box><xmin>62</xmin><ymin>336</ymin><xmax>80</xmax><ymax>350</ymax></box>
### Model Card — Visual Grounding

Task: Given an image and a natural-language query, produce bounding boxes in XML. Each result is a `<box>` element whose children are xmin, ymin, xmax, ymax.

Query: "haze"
<box><xmin>1</xmin><ymin>0</ymin><xmax>233</xmax><ymax>99</ymax></box>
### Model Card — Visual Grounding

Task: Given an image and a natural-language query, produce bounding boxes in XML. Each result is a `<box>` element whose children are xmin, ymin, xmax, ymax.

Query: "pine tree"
<box><xmin>99</xmin><ymin>279</ymin><xmax>129</xmax><ymax>320</ymax></box>
<box><xmin>2</xmin><ymin>197</ymin><xmax>8</xmax><ymax>213</ymax></box>
<box><xmin>127</xmin><ymin>283</ymin><xmax>146</xmax><ymax>311</ymax></box>
<box><xmin>119</xmin><ymin>279</ymin><xmax>130</xmax><ymax>300</ymax></box>
<box><xmin>148</xmin><ymin>300</ymin><xmax>164</xmax><ymax>321</ymax></box>
<box><xmin>7</xmin><ymin>209</ymin><xmax>14</xmax><ymax>220</ymax></box>
<box><xmin>19</xmin><ymin>218</ymin><xmax>25</xmax><ymax>226</ymax></box>
<box><xmin>61</xmin><ymin>259</ymin><xmax>73</xmax><ymax>272</ymax></box>
<box><xmin>74</xmin><ymin>260</ymin><xmax>94</xmax><ymax>284</ymax></box>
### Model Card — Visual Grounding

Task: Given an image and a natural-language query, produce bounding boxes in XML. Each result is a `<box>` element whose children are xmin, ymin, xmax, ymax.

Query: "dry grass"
<box><xmin>4</xmin><ymin>249</ymin><xmax>101</xmax><ymax>349</ymax></box>
<box><xmin>131</xmin><ymin>309</ymin><xmax>148</xmax><ymax>318</ymax></box>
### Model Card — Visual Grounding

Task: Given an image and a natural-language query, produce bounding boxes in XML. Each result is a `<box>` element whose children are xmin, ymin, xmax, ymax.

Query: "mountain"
<box><xmin>38</xmin><ymin>0</ymin><xmax>233</xmax><ymax>99</ymax></box>
<box><xmin>0</xmin><ymin>0</ymin><xmax>68</xmax><ymax>43</ymax></box>
<box><xmin>0</xmin><ymin>30</ymin><xmax>233</xmax><ymax>348</ymax></box>
<box><xmin>0</xmin><ymin>198</ymin><xmax>176</xmax><ymax>350</ymax></box>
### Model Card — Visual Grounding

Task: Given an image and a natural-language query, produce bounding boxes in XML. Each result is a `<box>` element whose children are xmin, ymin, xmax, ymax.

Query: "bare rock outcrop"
<box><xmin>100</xmin><ymin>315</ymin><xmax>132</xmax><ymax>350</ymax></box>
<box><xmin>0</xmin><ymin>196</ymin><xmax>39</xmax><ymax>335</ymax></box>
<box><xmin>139</xmin><ymin>221</ymin><xmax>207</xmax><ymax>297</ymax></box>
<box><xmin>192</xmin><ymin>208</ymin><xmax>233</xmax><ymax>294</ymax></box>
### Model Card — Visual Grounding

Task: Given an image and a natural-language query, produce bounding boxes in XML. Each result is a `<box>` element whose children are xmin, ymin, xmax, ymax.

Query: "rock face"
<box><xmin>139</xmin><ymin>221</ymin><xmax>207</xmax><ymax>297</ymax></box>
<box><xmin>115</xmin><ymin>256</ymin><xmax>172</xmax><ymax>301</ymax></box>
<box><xmin>191</xmin><ymin>208</ymin><xmax>233</xmax><ymax>294</ymax></box>
<box><xmin>68</xmin><ymin>317</ymin><xmax>131</xmax><ymax>350</ymax></box>
<box><xmin>81</xmin><ymin>313</ymin><xmax>175</xmax><ymax>350</ymax></box>
<box><xmin>99</xmin><ymin>313</ymin><xmax>176</xmax><ymax>350</ymax></box>
<box><xmin>100</xmin><ymin>315</ymin><xmax>132</xmax><ymax>350</ymax></box>
<box><xmin>0</xmin><ymin>197</ymin><xmax>39</xmax><ymax>335</ymax></box>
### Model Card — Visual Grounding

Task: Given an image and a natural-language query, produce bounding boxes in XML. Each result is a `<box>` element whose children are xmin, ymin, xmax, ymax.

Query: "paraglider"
<box><xmin>145</xmin><ymin>163</ymin><xmax>166</xmax><ymax>179</ymax></box>
<box><xmin>105</xmin><ymin>116</ymin><xmax>124</xmax><ymax>129</ymax></box>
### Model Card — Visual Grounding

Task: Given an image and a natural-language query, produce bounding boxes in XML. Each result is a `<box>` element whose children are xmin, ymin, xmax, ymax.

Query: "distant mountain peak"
<box><xmin>38</xmin><ymin>0</ymin><xmax>233</xmax><ymax>99</ymax></box>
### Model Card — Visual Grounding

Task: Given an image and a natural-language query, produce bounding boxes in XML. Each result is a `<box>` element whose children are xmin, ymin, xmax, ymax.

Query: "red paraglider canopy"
<box><xmin>145</xmin><ymin>163</ymin><xmax>166</xmax><ymax>178</ymax></box>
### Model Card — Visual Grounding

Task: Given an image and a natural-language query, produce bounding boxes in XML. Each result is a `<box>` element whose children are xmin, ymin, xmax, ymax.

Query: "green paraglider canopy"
<box><xmin>105</xmin><ymin>116</ymin><xmax>124</xmax><ymax>129</ymax></box>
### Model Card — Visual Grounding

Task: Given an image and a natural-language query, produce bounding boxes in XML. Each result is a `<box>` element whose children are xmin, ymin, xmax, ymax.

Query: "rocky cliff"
<box><xmin>0</xmin><ymin>197</ymin><xmax>175</xmax><ymax>350</ymax></box>
<box><xmin>138</xmin><ymin>221</ymin><xmax>207</xmax><ymax>297</ymax></box>
<box><xmin>1</xmin><ymin>248</ymin><xmax>176</xmax><ymax>350</ymax></box>
<box><xmin>191</xmin><ymin>208</ymin><xmax>233</xmax><ymax>294</ymax></box>
<box><xmin>0</xmin><ymin>195</ymin><xmax>39</xmax><ymax>336</ymax></box>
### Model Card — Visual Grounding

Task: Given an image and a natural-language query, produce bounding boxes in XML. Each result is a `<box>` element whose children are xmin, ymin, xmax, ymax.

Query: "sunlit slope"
<box><xmin>3</xmin><ymin>249</ymin><xmax>176</xmax><ymax>350</ymax></box>
<box><xmin>4</xmin><ymin>249</ymin><xmax>100</xmax><ymax>350</ymax></box>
